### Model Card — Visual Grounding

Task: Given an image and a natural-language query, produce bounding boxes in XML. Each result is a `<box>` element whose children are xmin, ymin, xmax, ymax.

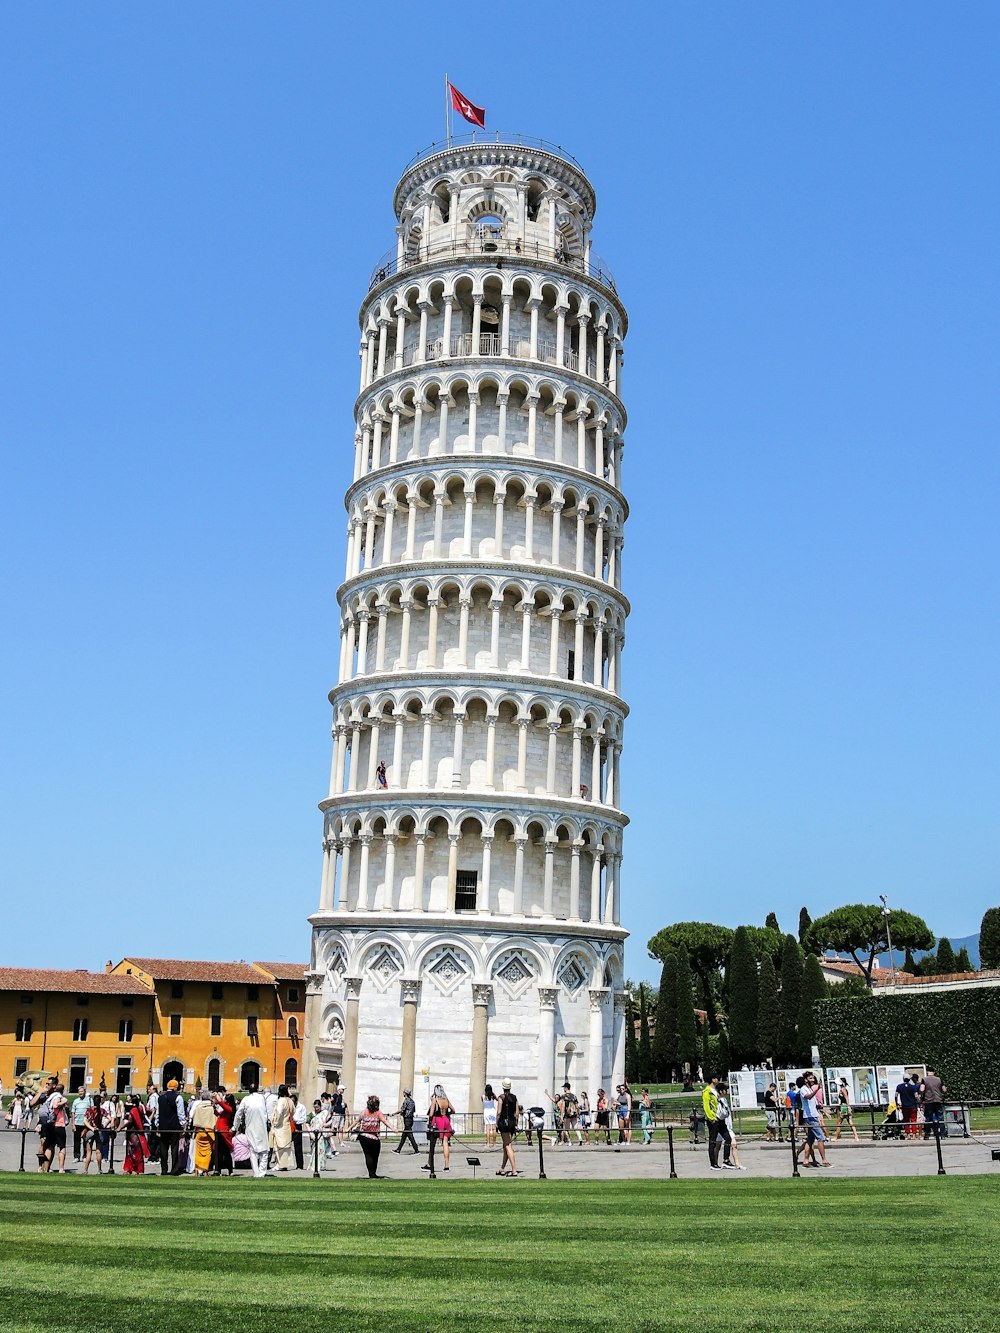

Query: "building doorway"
<box><xmin>161</xmin><ymin>1059</ymin><xmax>184</xmax><ymax>1089</ymax></box>
<box><xmin>206</xmin><ymin>1058</ymin><xmax>222</xmax><ymax>1091</ymax></box>
<box><xmin>69</xmin><ymin>1057</ymin><xmax>87</xmax><ymax>1095</ymax></box>
<box><xmin>240</xmin><ymin>1060</ymin><xmax>261</xmax><ymax>1091</ymax></box>
<box><xmin>283</xmin><ymin>1058</ymin><xmax>298</xmax><ymax>1088</ymax></box>
<box><xmin>116</xmin><ymin>1058</ymin><xmax>132</xmax><ymax>1094</ymax></box>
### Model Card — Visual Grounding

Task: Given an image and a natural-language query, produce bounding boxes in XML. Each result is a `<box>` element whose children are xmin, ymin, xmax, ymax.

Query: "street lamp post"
<box><xmin>879</xmin><ymin>894</ymin><xmax>898</xmax><ymax>988</ymax></box>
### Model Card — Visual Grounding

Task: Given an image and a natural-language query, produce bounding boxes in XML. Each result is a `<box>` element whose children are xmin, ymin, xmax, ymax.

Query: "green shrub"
<box><xmin>815</xmin><ymin>988</ymin><xmax>1000</xmax><ymax>1098</ymax></box>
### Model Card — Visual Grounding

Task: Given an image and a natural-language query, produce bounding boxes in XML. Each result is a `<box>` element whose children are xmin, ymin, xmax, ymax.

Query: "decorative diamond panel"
<box><xmin>558</xmin><ymin>958</ymin><xmax>587</xmax><ymax>993</ymax></box>
<box><xmin>426</xmin><ymin>948</ymin><xmax>470</xmax><ymax>996</ymax></box>
<box><xmin>367</xmin><ymin>945</ymin><xmax>403</xmax><ymax>992</ymax></box>
<box><xmin>327</xmin><ymin>947</ymin><xmax>347</xmax><ymax>986</ymax></box>
<box><xmin>492</xmin><ymin>950</ymin><xmax>535</xmax><ymax>1000</ymax></box>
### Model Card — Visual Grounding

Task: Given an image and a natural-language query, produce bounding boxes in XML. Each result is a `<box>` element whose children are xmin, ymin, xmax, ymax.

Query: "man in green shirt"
<box><xmin>702</xmin><ymin>1077</ymin><xmax>734</xmax><ymax>1169</ymax></box>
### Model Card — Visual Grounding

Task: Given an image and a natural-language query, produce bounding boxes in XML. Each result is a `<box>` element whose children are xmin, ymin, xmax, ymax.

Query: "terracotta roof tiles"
<box><xmin>119</xmin><ymin>958</ymin><xmax>267</xmax><ymax>985</ymax></box>
<box><xmin>0</xmin><ymin>967</ymin><xmax>150</xmax><ymax>996</ymax></box>
<box><xmin>254</xmin><ymin>962</ymin><xmax>308</xmax><ymax>982</ymax></box>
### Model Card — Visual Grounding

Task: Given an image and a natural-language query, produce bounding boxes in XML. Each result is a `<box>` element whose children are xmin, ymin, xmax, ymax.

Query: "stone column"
<box><xmin>612</xmin><ymin>991</ymin><xmax>627</xmax><ymax>1091</ymax></box>
<box><xmin>337</xmin><ymin>838</ymin><xmax>351</xmax><ymax>910</ymax></box>
<box><xmin>468</xmin><ymin>983</ymin><xmax>492</xmax><ymax>1129</ymax></box>
<box><xmin>569</xmin><ymin>841</ymin><xmax>582</xmax><ymax>920</ymax></box>
<box><xmin>342</xmin><ymin>977</ymin><xmax>363</xmax><ymax>1115</ymax></box>
<box><xmin>484</xmin><ymin>714</ymin><xmax>497</xmax><ymax>790</ymax></box>
<box><xmin>512</xmin><ymin>835</ymin><xmax>526</xmax><ymax>915</ymax></box>
<box><xmin>588</xmin><ymin>988</ymin><xmax>608</xmax><ymax>1101</ymax></box>
<box><xmin>319</xmin><ymin>836</ymin><xmax>335</xmax><ymax>910</ymax></box>
<box><xmin>300</xmin><ymin>969</ymin><xmax>325</xmax><ymax>1099</ymax></box>
<box><xmin>398</xmin><ymin>979</ymin><xmax>421</xmax><ymax>1106</ymax></box>
<box><xmin>537</xmin><ymin>987</ymin><xmax>559</xmax><ymax>1104</ymax></box>
<box><xmin>413</xmin><ymin>832</ymin><xmax>427</xmax><ymax>911</ymax></box>
<box><xmin>382</xmin><ymin>833</ymin><xmax>397</xmax><ymax>911</ymax></box>
<box><xmin>479</xmin><ymin>833</ymin><xmax>493</xmax><ymax>914</ymax></box>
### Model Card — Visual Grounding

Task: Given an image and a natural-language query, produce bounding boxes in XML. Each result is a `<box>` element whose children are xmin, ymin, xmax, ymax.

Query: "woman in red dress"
<box><xmin>122</xmin><ymin>1096</ymin><xmax>149</xmax><ymax>1174</ymax></box>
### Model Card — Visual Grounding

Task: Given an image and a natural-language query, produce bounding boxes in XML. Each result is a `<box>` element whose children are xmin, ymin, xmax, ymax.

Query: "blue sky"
<box><xmin>3</xmin><ymin>4</ymin><xmax>998</xmax><ymax>984</ymax></box>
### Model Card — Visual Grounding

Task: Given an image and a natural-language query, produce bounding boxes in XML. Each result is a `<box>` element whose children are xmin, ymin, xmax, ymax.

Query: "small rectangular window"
<box><xmin>287</xmin><ymin>987</ymin><xmax>300</xmax><ymax>1004</ymax></box>
<box><xmin>14</xmin><ymin>1058</ymin><xmax>29</xmax><ymax>1077</ymax></box>
<box><xmin>76</xmin><ymin>995</ymin><xmax>90</xmax><ymax>1007</ymax></box>
<box><xmin>566</xmin><ymin>649</ymin><xmax>575</xmax><ymax>679</ymax></box>
<box><xmin>246</xmin><ymin>985</ymin><xmax>259</xmax><ymax>1002</ymax></box>
<box><xmin>20</xmin><ymin>993</ymin><xmax>33</xmax><ymax>1005</ymax></box>
<box><xmin>455</xmin><ymin>869</ymin><xmax>478</xmax><ymax>912</ymax></box>
<box><xmin>210</xmin><ymin>1015</ymin><xmax>222</xmax><ymax>1037</ymax></box>
<box><xmin>170</xmin><ymin>982</ymin><xmax>184</xmax><ymax>999</ymax></box>
<box><xmin>122</xmin><ymin>997</ymin><xmax>134</xmax><ymax>1008</ymax></box>
<box><xmin>211</xmin><ymin>984</ymin><xmax>224</xmax><ymax>1001</ymax></box>
<box><xmin>247</xmin><ymin>1016</ymin><xmax>259</xmax><ymax>1038</ymax></box>
<box><xmin>15</xmin><ymin>1018</ymin><xmax>32</xmax><ymax>1042</ymax></box>
<box><xmin>169</xmin><ymin>1013</ymin><xmax>182</xmax><ymax>1036</ymax></box>
<box><xmin>119</xmin><ymin>1018</ymin><xmax>133</xmax><ymax>1042</ymax></box>
<box><xmin>73</xmin><ymin>1018</ymin><xmax>89</xmax><ymax>1042</ymax></box>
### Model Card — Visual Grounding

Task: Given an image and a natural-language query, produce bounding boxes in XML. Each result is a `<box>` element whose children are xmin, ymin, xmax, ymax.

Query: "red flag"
<box><xmin>449</xmin><ymin>82</ymin><xmax>486</xmax><ymax>129</ymax></box>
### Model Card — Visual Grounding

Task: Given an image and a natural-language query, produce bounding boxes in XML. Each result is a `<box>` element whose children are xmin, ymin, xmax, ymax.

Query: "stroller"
<box><xmin>872</xmin><ymin>1101</ymin><xmax>905</xmax><ymax>1140</ymax></box>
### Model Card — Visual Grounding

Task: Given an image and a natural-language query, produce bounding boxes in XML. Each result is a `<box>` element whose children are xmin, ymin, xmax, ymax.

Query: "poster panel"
<box><xmin>825</xmin><ymin>1066</ymin><xmax>878</xmax><ymax>1106</ymax></box>
<box><xmin>876</xmin><ymin>1064</ymin><xmax>926</xmax><ymax>1105</ymax></box>
<box><xmin>728</xmin><ymin>1070</ymin><xmax>760</xmax><ymax>1110</ymax></box>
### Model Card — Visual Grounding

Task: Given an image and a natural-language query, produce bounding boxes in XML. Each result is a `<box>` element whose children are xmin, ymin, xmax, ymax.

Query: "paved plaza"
<box><xmin>4</xmin><ymin>1125</ymin><xmax>997</xmax><ymax>1182</ymax></box>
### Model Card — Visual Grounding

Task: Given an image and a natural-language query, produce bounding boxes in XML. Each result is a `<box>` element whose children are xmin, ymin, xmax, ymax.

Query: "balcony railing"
<box><xmin>368</xmin><ymin>236</ymin><xmax>617</xmax><ymax>295</ymax></box>
<box><xmin>401</xmin><ymin>131</ymin><xmax>586</xmax><ymax>174</ymax></box>
<box><xmin>397</xmin><ymin>332</ymin><xmax>601</xmax><ymax>384</ymax></box>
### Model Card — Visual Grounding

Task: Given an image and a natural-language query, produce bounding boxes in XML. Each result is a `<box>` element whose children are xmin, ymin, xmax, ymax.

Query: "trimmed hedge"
<box><xmin>815</xmin><ymin>988</ymin><xmax>1000</xmax><ymax>1099</ymax></box>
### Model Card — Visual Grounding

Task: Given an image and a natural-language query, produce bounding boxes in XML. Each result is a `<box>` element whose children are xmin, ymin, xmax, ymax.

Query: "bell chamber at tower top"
<box><xmin>357</xmin><ymin>141</ymin><xmax>626</xmax><ymax>421</ymax></box>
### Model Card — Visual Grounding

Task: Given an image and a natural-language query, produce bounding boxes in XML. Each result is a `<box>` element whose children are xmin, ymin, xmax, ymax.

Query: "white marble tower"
<box><xmin>301</xmin><ymin>134</ymin><xmax>630</xmax><ymax>1119</ymax></box>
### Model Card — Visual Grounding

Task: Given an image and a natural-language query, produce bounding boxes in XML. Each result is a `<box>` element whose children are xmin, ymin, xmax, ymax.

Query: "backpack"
<box><xmin>562</xmin><ymin>1092</ymin><xmax>579</xmax><ymax>1117</ymax></box>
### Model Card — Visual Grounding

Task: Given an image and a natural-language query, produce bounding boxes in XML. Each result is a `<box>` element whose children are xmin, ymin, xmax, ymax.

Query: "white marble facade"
<box><xmin>301</xmin><ymin>136</ymin><xmax>630</xmax><ymax>1116</ymax></box>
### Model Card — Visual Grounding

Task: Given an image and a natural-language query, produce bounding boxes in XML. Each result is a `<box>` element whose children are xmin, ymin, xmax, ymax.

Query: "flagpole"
<box><xmin>444</xmin><ymin>73</ymin><xmax>451</xmax><ymax>148</ymax></box>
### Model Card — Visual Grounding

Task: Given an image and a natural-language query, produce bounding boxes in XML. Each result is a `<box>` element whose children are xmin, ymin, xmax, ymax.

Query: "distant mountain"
<box><xmin>897</xmin><ymin>932</ymin><xmax>980</xmax><ymax>970</ymax></box>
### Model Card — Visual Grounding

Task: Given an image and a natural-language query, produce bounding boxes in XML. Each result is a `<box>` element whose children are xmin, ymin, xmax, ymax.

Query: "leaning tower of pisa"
<box><xmin>300</xmin><ymin>134</ymin><xmax>630</xmax><ymax>1118</ymax></box>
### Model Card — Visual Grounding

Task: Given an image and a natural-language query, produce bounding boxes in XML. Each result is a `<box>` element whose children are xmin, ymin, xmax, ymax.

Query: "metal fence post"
<box><xmin>107</xmin><ymin>1132</ymin><xmax>116</xmax><ymax>1174</ymax></box>
<box><xmin>537</xmin><ymin>1129</ymin><xmax>547</xmax><ymax>1180</ymax></box>
<box><xmin>666</xmin><ymin>1125</ymin><xmax>678</xmax><ymax>1179</ymax></box>
<box><xmin>18</xmin><ymin>1129</ymin><xmax>27</xmax><ymax>1173</ymax></box>
<box><xmin>933</xmin><ymin>1121</ymin><xmax>946</xmax><ymax>1176</ymax></box>
<box><xmin>789</xmin><ymin>1117</ymin><xmax>800</xmax><ymax>1178</ymax></box>
<box><xmin>312</xmin><ymin>1130</ymin><xmax>320</xmax><ymax>1179</ymax></box>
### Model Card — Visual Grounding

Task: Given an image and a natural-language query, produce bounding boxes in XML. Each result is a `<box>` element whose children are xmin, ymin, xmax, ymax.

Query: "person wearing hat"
<box><xmin>191</xmin><ymin>1089</ymin><xmax>216</xmax><ymax>1175</ymax></box>
<box><xmin>392</xmin><ymin>1088</ymin><xmax>419</xmax><ymax>1155</ymax></box>
<box><xmin>156</xmin><ymin>1079</ymin><xmax>186</xmax><ymax>1175</ymax></box>
<box><xmin>495</xmin><ymin>1078</ymin><xmax>520</xmax><ymax>1176</ymax></box>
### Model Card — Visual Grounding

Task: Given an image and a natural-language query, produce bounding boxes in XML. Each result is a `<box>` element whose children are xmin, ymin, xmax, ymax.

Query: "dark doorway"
<box><xmin>207</xmin><ymin>1058</ymin><xmax>222</xmax><ymax>1091</ymax></box>
<box><xmin>69</xmin><ymin>1057</ymin><xmax>87</xmax><ymax>1095</ymax></box>
<box><xmin>161</xmin><ymin>1059</ymin><xmax>184</xmax><ymax>1089</ymax></box>
<box><xmin>116</xmin><ymin>1058</ymin><xmax>131</xmax><ymax>1094</ymax></box>
<box><xmin>240</xmin><ymin>1060</ymin><xmax>261</xmax><ymax>1091</ymax></box>
<box><xmin>284</xmin><ymin>1058</ymin><xmax>298</xmax><ymax>1088</ymax></box>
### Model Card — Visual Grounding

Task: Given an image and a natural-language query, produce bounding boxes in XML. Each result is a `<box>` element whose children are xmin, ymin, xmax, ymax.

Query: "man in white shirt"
<box><xmin>234</xmin><ymin>1086</ymin><xmax>270</xmax><ymax>1178</ymax></box>
<box><xmin>292</xmin><ymin>1093</ymin><xmax>308</xmax><ymax>1170</ymax></box>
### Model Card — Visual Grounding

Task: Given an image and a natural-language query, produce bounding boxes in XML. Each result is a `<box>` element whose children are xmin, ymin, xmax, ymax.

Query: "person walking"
<box><xmin>496</xmin><ymin>1078</ymin><xmax>520</xmax><ymax>1176</ymax></box>
<box><xmin>895</xmin><ymin>1074</ymin><xmax>921</xmax><ymax>1139</ymax></box>
<box><xmin>268</xmin><ymin>1084</ymin><xmax>296</xmax><ymax>1171</ymax></box>
<box><xmin>638</xmin><ymin>1088</ymin><xmax>654</xmax><ymax>1145</ymax></box>
<box><xmin>717</xmin><ymin>1089</ymin><xmax>744</xmax><ymax>1169</ymax></box>
<box><xmin>233</xmin><ymin>1085</ymin><xmax>271</xmax><ymax>1178</ymax></box>
<box><xmin>595</xmin><ymin>1089</ymin><xmax>612</xmax><ymax>1144</ymax></box>
<box><xmin>71</xmin><ymin>1087</ymin><xmax>92</xmax><ymax>1162</ymax></box>
<box><xmin>83</xmin><ymin>1094</ymin><xmax>106</xmax><ymax>1175</ymax></box>
<box><xmin>122</xmin><ymin>1095</ymin><xmax>149</xmax><ymax>1174</ymax></box>
<box><xmin>49</xmin><ymin>1084</ymin><xmax>69</xmax><ymax>1173</ymax></box>
<box><xmin>482</xmin><ymin>1085</ymin><xmax>498</xmax><ymax>1148</ymax></box>
<box><xmin>702</xmin><ymin>1076</ymin><xmax>734</xmax><ymax>1170</ymax></box>
<box><xmin>834</xmin><ymin>1078</ymin><xmax>859</xmax><ymax>1142</ymax></box>
<box><xmin>425</xmin><ymin>1084</ymin><xmax>455</xmax><ymax>1171</ymax></box>
<box><xmin>191</xmin><ymin>1090</ymin><xmax>216</xmax><ymax>1175</ymax></box>
<box><xmin>799</xmin><ymin>1071</ymin><xmax>831</xmax><ymax>1167</ymax></box>
<box><xmin>920</xmin><ymin>1067</ymin><xmax>947</xmax><ymax>1140</ymax></box>
<box><xmin>392</xmin><ymin>1089</ymin><xmax>420</xmax><ymax>1155</ymax></box>
<box><xmin>578</xmin><ymin>1090</ymin><xmax>592</xmax><ymax>1144</ymax></box>
<box><xmin>330</xmin><ymin>1086</ymin><xmax>347</xmax><ymax>1147</ymax></box>
<box><xmin>616</xmin><ymin>1083</ymin><xmax>633</xmax><ymax>1144</ymax></box>
<box><xmin>348</xmin><ymin>1095</ymin><xmax>394</xmax><ymax>1179</ymax></box>
<box><xmin>763</xmin><ymin>1084</ymin><xmax>779</xmax><ymax>1141</ymax></box>
<box><xmin>291</xmin><ymin>1091</ymin><xmax>308</xmax><ymax>1170</ymax></box>
<box><xmin>155</xmin><ymin>1081</ymin><xmax>186</xmax><ymax>1176</ymax></box>
<box><xmin>212</xmin><ymin>1090</ymin><xmax>236</xmax><ymax>1175</ymax></box>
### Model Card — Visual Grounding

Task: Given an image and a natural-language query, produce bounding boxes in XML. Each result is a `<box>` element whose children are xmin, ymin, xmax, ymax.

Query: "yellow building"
<box><xmin>0</xmin><ymin>958</ymin><xmax>306</xmax><ymax>1095</ymax></box>
<box><xmin>0</xmin><ymin>967</ymin><xmax>154</xmax><ymax>1094</ymax></box>
<box><xmin>109</xmin><ymin>957</ymin><xmax>306</xmax><ymax>1092</ymax></box>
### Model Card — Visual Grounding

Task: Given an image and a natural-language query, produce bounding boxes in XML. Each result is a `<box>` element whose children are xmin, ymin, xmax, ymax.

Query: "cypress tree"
<box><xmin>625</xmin><ymin>995</ymin><xmax>638</xmax><ymax>1082</ymax></box>
<box><xmin>727</xmin><ymin>926</ymin><xmax>759</xmax><ymax>1067</ymax></box>
<box><xmin>765</xmin><ymin>911</ymin><xmax>780</xmax><ymax>933</ymax></box>
<box><xmin>936</xmin><ymin>937</ymin><xmax>957</xmax><ymax>974</ymax></box>
<box><xmin>756</xmin><ymin>952</ymin><xmax>781</xmax><ymax>1066</ymax></box>
<box><xmin>901</xmin><ymin>947</ymin><xmax>917</xmax><ymax>975</ymax></box>
<box><xmin>717</xmin><ymin>1028</ymin><xmax>731</xmax><ymax>1078</ymax></box>
<box><xmin>653</xmin><ymin>953</ymin><xmax>679</xmax><ymax>1081</ymax></box>
<box><xmin>638</xmin><ymin>984</ymin><xmax>654</xmax><ymax>1082</ymax></box>
<box><xmin>674</xmin><ymin>946</ymin><xmax>700</xmax><ymax>1074</ymax></box>
<box><xmin>798</xmin><ymin>906</ymin><xmax>813</xmax><ymax>948</ymax></box>
<box><xmin>980</xmin><ymin>907</ymin><xmax>1000</xmax><ymax>969</ymax></box>
<box><xmin>779</xmin><ymin>934</ymin><xmax>804</xmax><ymax>1065</ymax></box>
<box><xmin>797</xmin><ymin>953</ymin><xmax>829</xmax><ymax>1064</ymax></box>
<box><xmin>955</xmin><ymin>947</ymin><xmax>973</xmax><ymax>974</ymax></box>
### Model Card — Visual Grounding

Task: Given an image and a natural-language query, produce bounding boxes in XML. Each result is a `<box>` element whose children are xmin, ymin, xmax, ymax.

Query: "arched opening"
<box><xmin>284</xmin><ymin>1058</ymin><xmax>298</xmax><ymax>1089</ymax></box>
<box><xmin>161</xmin><ymin>1059</ymin><xmax>184</xmax><ymax>1089</ymax></box>
<box><xmin>240</xmin><ymin>1060</ymin><xmax>261</xmax><ymax>1092</ymax></box>
<box><xmin>206</xmin><ymin>1058</ymin><xmax>222</xmax><ymax>1092</ymax></box>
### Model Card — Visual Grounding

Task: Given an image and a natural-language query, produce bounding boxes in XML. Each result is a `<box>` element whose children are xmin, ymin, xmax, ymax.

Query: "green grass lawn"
<box><xmin>0</xmin><ymin>1175</ymin><xmax>997</xmax><ymax>1331</ymax></box>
